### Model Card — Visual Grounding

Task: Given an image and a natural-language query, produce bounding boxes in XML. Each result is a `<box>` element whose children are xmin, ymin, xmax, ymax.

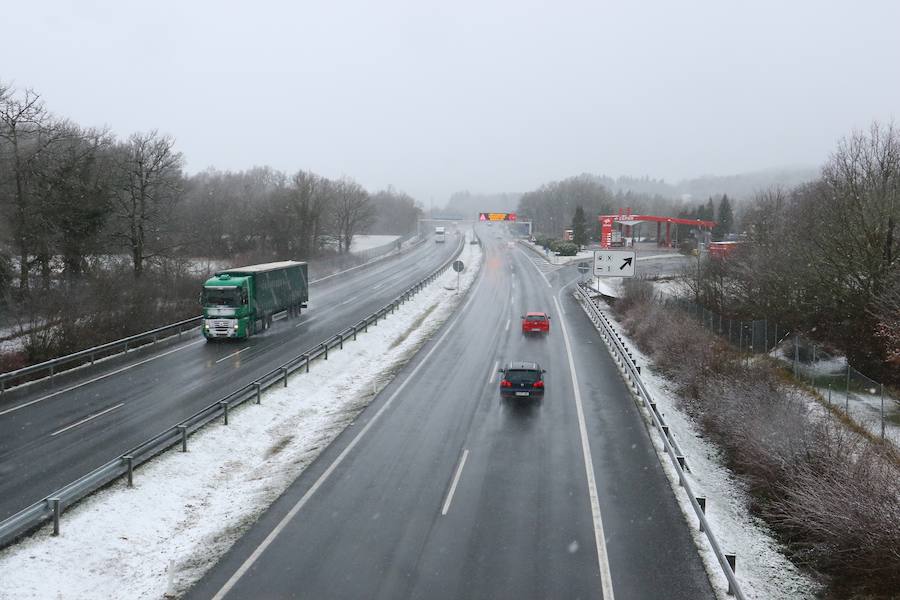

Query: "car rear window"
<box><xmin>526</xmin><ymin>315</ymin><xmax>546</xmax><ymax>321</ymax></box>
<box><xmin>505</xmin><ymin>369</ymin><xmax>539</xmax><ymax>384</ymax></box>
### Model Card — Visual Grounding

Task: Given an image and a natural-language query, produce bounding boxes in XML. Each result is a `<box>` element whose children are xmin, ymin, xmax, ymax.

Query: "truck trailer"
<box><xmin>201</xmin><ymin>261</ymin><xmax>308</xmax><ymax>340</ymax></box>
<box><xmin>435</xmin><ymin>226</ymin><xmax>446</xmax><ymax>243</ymax></box>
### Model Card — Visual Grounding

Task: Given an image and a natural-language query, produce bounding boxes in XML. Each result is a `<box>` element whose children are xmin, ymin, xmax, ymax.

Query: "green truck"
<box><xmin>201</xmin><ymin>261</ymin><xmax>309</xmax><ymax>340</ymax></box>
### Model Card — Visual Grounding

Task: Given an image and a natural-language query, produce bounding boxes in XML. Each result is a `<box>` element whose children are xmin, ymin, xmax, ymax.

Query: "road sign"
<box><xmin>593</xmin><ymin>250</ymin><xmax>636</xmax><ymax>278</ymax></box>
<box><xmin>452</xmin><ymin>260</ymin><xmax>465</xmax><ymax>272</ymax></box>
<box><xmin>577</xmin><ymin>262</ymin><xmax>590</xmax><ymax>274</ymax></box>
<box><xmin>478</xmin><ymin>212</ymin><xmax>517</xmax><ymax>222</ymax></box>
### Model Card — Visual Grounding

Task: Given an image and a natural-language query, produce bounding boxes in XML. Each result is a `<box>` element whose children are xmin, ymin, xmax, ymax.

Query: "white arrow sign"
<box><xmin>593</xmin><ymin>250</ymin><xmax>636</xmax><ymax>278</ymax></box>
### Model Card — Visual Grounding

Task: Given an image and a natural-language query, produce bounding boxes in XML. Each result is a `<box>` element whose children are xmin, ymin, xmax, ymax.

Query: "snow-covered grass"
<box><xmin>349</xmin><ymin>234</ymin><xmax>399</xmax><ymax>253</ymax></box>
<box><xmin>0</xmin><ymin>238</ymin><xmax>482</xmax><ymax>600</ymax></box>
<box><xmin>577</xmin><ymin>295</ymin><xmax>820</xmax><ymax>600</ymax></box>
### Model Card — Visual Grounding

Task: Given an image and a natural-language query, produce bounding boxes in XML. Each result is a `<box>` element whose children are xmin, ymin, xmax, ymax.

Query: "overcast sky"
<box><xmin>4</xmin><ymin>0</ymin><xmax>898</xmax><ymax>203</ymax></box>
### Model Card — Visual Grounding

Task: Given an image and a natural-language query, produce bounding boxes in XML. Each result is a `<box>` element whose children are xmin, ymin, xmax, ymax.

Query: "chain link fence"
<box><xmin>663</xmin><ymin>297</ymin><xmax>899</xmax><ymax>446</ymax></box>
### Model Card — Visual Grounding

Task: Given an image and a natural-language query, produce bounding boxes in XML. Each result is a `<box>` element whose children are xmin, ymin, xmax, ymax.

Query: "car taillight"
<box><xmin>532</xmin><ymin>380</ymin><xmax>544</xmax><ymax>389</ymax></box>
<box><xmin>500</xmin><ymin>380</ymin><xmax>512</xmax><ymax>387</ymax></box>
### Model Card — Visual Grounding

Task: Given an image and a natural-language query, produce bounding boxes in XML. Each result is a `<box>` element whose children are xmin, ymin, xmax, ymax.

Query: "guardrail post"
<box><xmin>338</xmin><ymin>334</ymin><xmax>343</xmax><ymax>350</ymax></box>
<box><xmin>323</xmin><ymin>343</ymin><xmax>328</xmax><ymax>360</ymax></box>
<box><xmin>220</xmin><ymin>402</ymin><xmax>229</xmax><ymax>425</ymax></box>
<box><xmin>725</xmin><ymin>554</ymin><xmax>736</xmax><ymax>595</ymax></box>
<box><xmin>391</xmin><ymin>302</ymin><xmax>395</xmax><ymax>314</ymax></box>
<box><xmin>50</xmin><ymin>364</ymin><xmax>55</xmax><ymax>380</ymax></box>
<box><xmin>50</xmin><ymin>497</ymin><xmax>61</xmax><ymax>535</ymax></box>
<box><xmin>124</xmin><ymin>341</ymin><xmax>128</xmax><ymax>353</ymax></box>
<box><xmin>676</xmin><ymin>455</ymin><xmax>687</xmax><ymax>473</ymax></box>
<box><xmin>352</xmin><ymin>326</ymin><xmax>357</xmax><ymax>341</ymax></box>
<box><xmin>178</xmin><ymin>425</ymin><xmax>188</xmax><ymax>452</ymax></box>
<box><xmin>282</xmin><ymin>367</ymin><xmax>289</xmax><ymax>387</ymax></box>
<box><xmin>661</xmin><ymin>424</ymin><xmax>669</xmax><ymax>440</ymax></box>
<box><xmin>696</xmin><ymin>497</ymin><xmax>706</xmax><ymax>532</ymax></box>
<box><xmin>304</xmin><ymin>354</ymin><xmax>310</xmax><ymax>373</ymax></box>
<box><xmin>124</xmin><ymin>455</ymin><xmax>134</xmax><ymax>487</ymax></box>
<box><xmin>255</xmin><ymin>382</ymin><xmax>262</xmax><ymax>404</ymax></box>
<box><xmin>636</xmin><ymin>365</ymin><xmax>641</xmax><ymax>375</ymax></box>
<box><xmin>374</xmin><ymin>313</ymin><xmax>378</xmax><ymax>326</ymax></box>
<box><xmin>364</xmin><ymin>318</ymin><xmax>368</xmax><ymax>333</ymax></box>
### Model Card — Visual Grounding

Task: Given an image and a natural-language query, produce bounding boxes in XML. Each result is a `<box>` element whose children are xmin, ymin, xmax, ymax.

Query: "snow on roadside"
<box><xmin>577</xmin><ymin>296</ymin><xmax>820</xmax><ymax>600</ymax></box>
<box><xmin>0</xmin><ymin>238</ymin><xmax>482</xmax><ymax>600</ymax></box>
<box><xmin>349</xmin><ymin>234</ymin><xmax>399</xmax><ymax>253</ymax></box>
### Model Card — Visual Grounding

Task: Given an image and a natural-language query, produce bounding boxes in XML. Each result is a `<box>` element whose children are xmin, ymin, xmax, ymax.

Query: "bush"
<box><xmin>614</xmin><ymin>294</ymin><xmax>900</xmax><ymax>598</ymax></box>
<box><xmin>534</xmin><ymin>236</ymin><xmax>555</xmax><ymax>249</ymax></box>
<box><xmin>555</xmin><ymin>242</ymin><xmax>578</xmax><ymax>256</ymax></box>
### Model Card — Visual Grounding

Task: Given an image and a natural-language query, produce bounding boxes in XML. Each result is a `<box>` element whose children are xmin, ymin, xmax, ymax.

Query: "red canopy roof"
<box><xmin>598</xmin><ymin>214</ymin><xmax>716</xmax><ymax>228</ymax></box>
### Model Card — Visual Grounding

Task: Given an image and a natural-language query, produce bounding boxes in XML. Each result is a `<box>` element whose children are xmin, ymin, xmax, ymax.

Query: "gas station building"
<box><xmin>598</xmin><ymin>209</ymin><xmax>716</xmax><ymax>248</ymax></box>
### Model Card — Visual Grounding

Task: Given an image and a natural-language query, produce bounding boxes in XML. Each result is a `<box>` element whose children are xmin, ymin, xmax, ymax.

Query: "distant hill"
<box><xmin>595</xmin><ymin>167</ymin><xmax>819</xmax><ymax>202</ymax></box>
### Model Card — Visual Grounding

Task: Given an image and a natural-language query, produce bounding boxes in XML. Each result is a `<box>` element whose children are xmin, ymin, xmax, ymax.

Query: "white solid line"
<box><xmin>215</xmin><ymin>347</ymin><xmax>250</xmax><ymax>364</ymax></box>
<box><xmin>553</xmin><ymin>295</ymin><xmax>616</xmax><ymax>600</ymax></box>
<box><xmin>518</xmin><ymin>247</ymin><xmax>554</xmax><ymax>288</ymax></box>
<box><xmin>505</xmin><ymin>318</ymin><xmax>510</xmax><ymax>331</ymax></box>
<box><xmin>50</xmin><ymin>402</ymin><xmax>125</xmax><ymax>437</ymax></box>
<box><xmin>210</xmin><ymin>257</ymin><xmax>484</xmax><ymax>600</ymax></box>
<box><xmin>489</xmin><ymin>360</ymin><xmax>499</xmax><ymax>383</ymax></box>
<box><xmin>0</xmin><ymin>340</ymin><xmax>205</xmax><ymax>417</ymax></box>
<box><xmin>441</xmin><ymin>449</ymin><xmax>470</xmax><ymax>516</ymax></box>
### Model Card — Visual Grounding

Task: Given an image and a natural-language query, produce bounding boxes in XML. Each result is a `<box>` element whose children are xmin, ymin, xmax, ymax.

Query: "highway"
<box><xmin>0</xmin><ymin>235</ymin><xmax>461</xmax><ymax>521</ymax></box>
<box><xmin>188</xmin><ymin>227</ymin><xmax>714</xmax><ymax>599</ymax></box>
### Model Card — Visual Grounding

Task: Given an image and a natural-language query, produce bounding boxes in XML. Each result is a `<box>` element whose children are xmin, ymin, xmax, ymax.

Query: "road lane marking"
<box><xmin>0</xmin><ymin>340</ymin><xmax>205</xmax><ymax>417</ymax></box>
<box><xmin>50</xmin><ymin>402</ymin><xmax>125</xmax><ymax>437</ymax></box>
<box><xmin>340</xmin><ymin>294</ymin><xmax>360</xmax><ymax>306</ymax></box>
<box><xmin>210</xmin><ymin>259</ymin><xmax>485</xmax><ymax>600</ymax></box>
<box><xmin>505</xmin><ymin>318</ymin><xmax>510</xmax><ymax>331</ymax></box>
<box><xmin>215</xmin><ymin>347</ymin><xmax>250</xmax><ymax>364</ymax></box>
<box><xmin>488</xmin><ymin>360</ymin><xmax>499</xmax><ymax>383</ymax></box>
<box><xmin>554</xmin><ymin>295</ymin><xmax>616</xmax><ymax>600</ymax></box>
<box><xmin>518</xmin><ymin>247</ymin><xmax>554</xmax><ymax>288</ymax></box>
<box><xmin>441</xmin><ymin>449</ymin><xmax>469</xmax><ymax>516</ymax></box>
<box><xmin>295</xmin><ymin>315</ymin><xmax>320</xmax><ymax>328</ymax></box>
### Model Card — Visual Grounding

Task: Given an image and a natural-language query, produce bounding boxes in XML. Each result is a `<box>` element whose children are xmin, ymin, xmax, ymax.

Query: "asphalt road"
<box><xmin>188</xmin><ymin>227</ymin><xmax>713</xmax><ymax>600</ymax></box>
<box><xmin>0</xmin><ymin>234</ymin><xmax>461</xmax><ymax>520</ymax></box>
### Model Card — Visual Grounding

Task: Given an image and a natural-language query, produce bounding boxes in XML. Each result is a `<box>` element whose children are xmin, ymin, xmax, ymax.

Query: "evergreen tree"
<box><xmin>571</xmin><ymin>205</ymin><xmax>587</xmax><ymax>247</ymax></box>
<box><xmin>714</xmin><ymin>194</ymin><xmax>734</xmax><ymax>239</ymax></box>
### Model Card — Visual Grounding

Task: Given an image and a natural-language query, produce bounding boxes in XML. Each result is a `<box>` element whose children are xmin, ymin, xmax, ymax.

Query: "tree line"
<box><xmin>692</xmin><ymin>122</ymin><xmax>899</xmax><ymax>380</ymax></box>
<box><xmin>0</xmin><ymin>82</ymin><xmax>421</xmax><ymax>295</ymax></box>
<box><xmin>0</xmin><ymin>82</ymin><xmax>421</xmax><ymax>364</ymax></box>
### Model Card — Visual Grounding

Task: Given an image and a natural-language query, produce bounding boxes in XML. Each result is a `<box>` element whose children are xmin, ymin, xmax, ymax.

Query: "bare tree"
<box><xmin>331</xmin><ymin>178</ymin><xmax>373</xmax><ymax>253</ymax></box>
<box><xmin>110</xmin><ymin>131</ymin><xmax>184</xmax><ymax>277</ymax></box>
<box><xmin>0</xmin><ymin>85</ymin><xmax>68</xmax><ymax>291</ymax></box>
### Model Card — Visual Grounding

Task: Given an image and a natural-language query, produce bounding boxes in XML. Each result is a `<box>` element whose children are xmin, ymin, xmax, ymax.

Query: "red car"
<box><xmin>521</xmin><ymin>312</ymin><xmax>550</xmax><ymax>334</ymax></box>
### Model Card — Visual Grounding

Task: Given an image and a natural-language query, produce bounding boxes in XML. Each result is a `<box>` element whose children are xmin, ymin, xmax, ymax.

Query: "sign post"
<box><xmin>452</xmin><ymin>260</ymin><xmax>465</xmax><ymax>293</ymax></box>
<box><xmin>593</xmin><ymin>250</ymin><xmax>636</xmax><ymax>278</ymax></box>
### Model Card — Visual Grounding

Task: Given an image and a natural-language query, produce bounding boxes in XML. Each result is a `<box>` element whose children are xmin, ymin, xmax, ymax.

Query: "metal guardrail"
<box><xmin>0</xmin><ymin>232</ymin><xmax>427</xmax><ymax>395</ymax></box>
<box><xmin>0</xmin><ymin>235</ymin><xmax>466</xmax><ymax>550</ymax></box>
<box><xmin>0</xmin><ymin>317</ymin><xmax>203</xmax><ymax>394</ymax></box>
<box><xmin>575</xmin><ymin>283</ymin><xmax>746</xmax><ymax>599</ymax></box>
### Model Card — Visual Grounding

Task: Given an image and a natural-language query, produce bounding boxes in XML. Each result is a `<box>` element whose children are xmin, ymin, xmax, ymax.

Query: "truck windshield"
<box><xmin>204</xmin><ymin>288</ymin><xmax>241</xmax><ymax>306</ymax></box>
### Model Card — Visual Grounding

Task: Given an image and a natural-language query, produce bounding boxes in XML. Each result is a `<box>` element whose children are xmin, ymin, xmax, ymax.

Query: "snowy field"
<box><xmin>349</xmin><ymin>234</ymin><xmax>399</xmax><ymax>253</ymax></box>
<box><xmin>577</xmin><ymin>296</ymin><xmax>820</xmax><ymax>600</ymax></box>
<box><xmin>0</xmin><ymin>238</ymin><xmax>482</xmax><ymax>600</ymax></box>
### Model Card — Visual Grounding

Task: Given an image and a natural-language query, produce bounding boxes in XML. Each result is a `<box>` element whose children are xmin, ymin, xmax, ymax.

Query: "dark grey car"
<box><xmin>498</xmin><ymin>361</ymin><xmax>546</xmax><ymax>399</ymax></box>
